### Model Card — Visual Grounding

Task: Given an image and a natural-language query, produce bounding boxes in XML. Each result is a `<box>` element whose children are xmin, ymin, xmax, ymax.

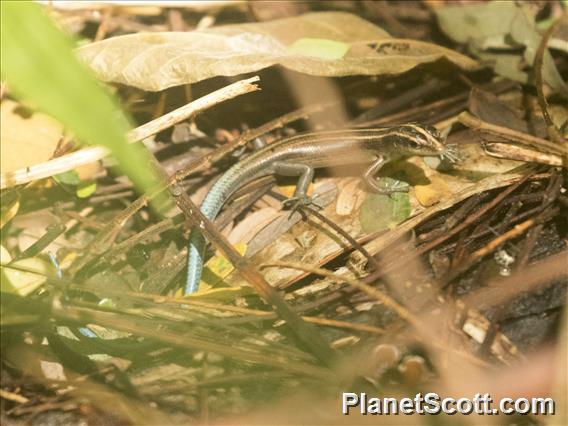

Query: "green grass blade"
<box><xmin>0</xmin><ymin>2</ymin><xmax>166</xmax><ymax>209</ymax></box>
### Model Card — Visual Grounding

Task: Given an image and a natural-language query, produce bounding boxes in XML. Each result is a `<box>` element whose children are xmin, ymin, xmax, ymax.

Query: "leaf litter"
<box><xmin>1</xmin><ymin>2</ymin><xmax>567</xmax><ymax>425</ymax></box>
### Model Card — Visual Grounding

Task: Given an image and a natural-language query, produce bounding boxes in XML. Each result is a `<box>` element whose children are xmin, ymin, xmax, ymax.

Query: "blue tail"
<box><xmin>184</xmin><ymin>165</ymin><xmax>247</xmax><ymax>295</ymax></box>
<box><xmin>185</xmin><ymin>228</ymin><xmax>206</xmax><ymax>294</ymax></box>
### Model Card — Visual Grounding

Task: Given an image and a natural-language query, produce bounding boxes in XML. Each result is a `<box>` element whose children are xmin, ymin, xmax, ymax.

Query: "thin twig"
<box><xmin>50</xmin><ymin>300</ymin><xmax>332</xmax><ymax>379</ymax></box>
<box><xmin>168</xmin><ymin>180</ymin><xmax>336</xmax><ymax>367</ymax></box>
<box><xmin>458</xmin><ymin>111</ymin><xmax>568</xmax><ymax>156</ymax></box>
<box><xmin>358</xmin><ymin>168</ymin><xmax>535</xmax><ymax>284</ymax></box>
<box><xmin>483</xmin><ymin>142</ymin><xmax>563</xmax><ymax>166</ymax></box>
<box><xmin>299</xmin><ymin>316</ymin><xmax>384</xmax><ymax>334</ymax></box>
<box><xmin>64</xmin><ymin>281</ymin><xmax>377</xmax><ymax>337</ymax></box>
<box><xmin>450</xmin><ymin>208</ymin><xmax>557</xmax><ymax>280</ymax></box>
<box><xmin>0</xmin><ymin>77</ymin><xmax>261</xmax><ymax>189</ymax></box>
<box><xmin>264</xmin><ymin>192</ymin><xmax>382</xmax><ymax>271</ymax></box>
<box><xmin>172</xmin><ymin>101</ymin><xmax>334</xmax><ymax>183</ymax></box>
<box><xmin>261</xmin><ymin>261</ymin><xmax>420</xmax><ymax>328</ymax></box>
<box><xmin>302</xmin><ymin>205</ymin><xmax>381</xmax><ymax>270</ymax></box>
<box><xmin>74</xmin><ymin>102</ymin><xmax>331</xmax><ymax>273</ymax></box>
<box><xmin>70</xmin><ymin>195</ymin><xmax>150</xmax><ymax>274</ymax></box>
<box><xmin>417</xmin><ymin>175</ymin><xmax>530</xmax><ymax>256</ymax></box>
<box><xmin>533</xmin><ymin>17</ymin><xmax>567</xmax><ymax>145</ymax></box>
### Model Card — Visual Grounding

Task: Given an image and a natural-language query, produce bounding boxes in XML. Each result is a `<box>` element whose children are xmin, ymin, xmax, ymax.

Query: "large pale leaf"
<box><xmin>77</xmin><ymin>12</ymin><xmax>480</xmax><ymax>91</ymax></box>
<box><xmin>435</xmin><ymin>1</ymin><xmax>567</xmax><ymax>95</ymax></box>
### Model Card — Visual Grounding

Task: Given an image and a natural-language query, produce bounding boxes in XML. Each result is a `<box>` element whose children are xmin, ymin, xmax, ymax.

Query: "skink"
<box><xmin>185</xmin><ymin>124</ymin><xmax>449</xmax><ymax>295</ymax></box>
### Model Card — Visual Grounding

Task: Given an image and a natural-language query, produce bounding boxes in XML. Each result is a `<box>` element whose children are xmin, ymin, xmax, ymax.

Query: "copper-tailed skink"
<box><xmin>185</xmin><ymin>124</ymin><xmax>451</xmax><ymax>294</ymax></box>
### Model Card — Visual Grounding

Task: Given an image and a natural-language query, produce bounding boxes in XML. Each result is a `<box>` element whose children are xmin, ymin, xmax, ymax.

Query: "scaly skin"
<box><xmin>185</xmin><ymin>124</ymin><xmax>446</xmax><ymax>294</ymax></box>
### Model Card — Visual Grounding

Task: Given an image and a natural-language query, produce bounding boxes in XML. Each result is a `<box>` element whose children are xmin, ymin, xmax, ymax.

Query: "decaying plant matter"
<box><xmin>1</xmin><ymin>1</ymin><xmax>566</xmax><ymax>425</ymax></box>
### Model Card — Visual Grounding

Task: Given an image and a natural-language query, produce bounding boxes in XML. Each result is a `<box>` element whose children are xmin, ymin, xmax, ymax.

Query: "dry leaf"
<box><xmin>1</xmin><ymin>256</ymin><xmax>52</xmax><ymax>296</ymax></box>
<box><xmin>414</xmin><ymin>174</ymin><xmax>451</xmax><ymax>208</ymax></box>
<box><xmin>435</xmin><ymin>2</ymin><xmax>567</xmax><ymax>95</ymax></box>
<box><xmin>398</xmin><ymin>157</ymin><xmax>452</xmax><ymax>207</ymax></box>
<box><xmin>77</xmin><ymin>12</ymin><xmax>480</xmax><ymax>91</ymax></box>
<box><xmin>227</xmin><ymin>207</ymin><xmax>281</xmax><ymax>245</ymax></box>
<box><xmin>335</xmin><ymin>178</ymin><xmax>364</xmax><ymax>216</ymax></box>
<box><xmin>1</xmin><ymin>100</ymin><xmax>63</xmax><ymax>173</ymax></box>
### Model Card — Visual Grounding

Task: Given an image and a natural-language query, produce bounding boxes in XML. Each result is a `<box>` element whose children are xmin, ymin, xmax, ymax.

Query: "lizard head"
<box><xmin>392</xmin><ymin>124</ymin><xmax>447</xmax><ymax>157</ymax></box>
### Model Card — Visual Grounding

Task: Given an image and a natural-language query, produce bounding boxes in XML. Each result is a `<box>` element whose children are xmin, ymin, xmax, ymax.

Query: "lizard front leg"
<box><xmin>363</xmin><ymin>156</ymin><xmax>409</xmax><ymax>194</ymax></box>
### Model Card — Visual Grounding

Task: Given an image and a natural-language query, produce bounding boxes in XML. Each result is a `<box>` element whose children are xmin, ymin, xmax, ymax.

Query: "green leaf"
<box><xmin>359</xmin><ymin>180</ymin><xmax>411</xmax><ymax>233</ymax></box>
<box><xmin>54</xmin><ymin>171</ymin><xmax>97</xmax><ymax>198</ymax></box>
<box><xmin>0</xmin><ymin>2</ymin><xmax>167</xmax><ymax>210</ymax></box>
<box><xmin>76</xmin><ymin>180</ymin><xmax>97</xmax><ymax>198</ymax></box>
<box><xmin>54</xmin><ymin>170</ymin><xmax>81</xmax><ymax>186</ymax></box>
<box><xmin>288</xmin><ymin>38</ymin><xmax>350</xmax><ymax>60</ymax></box>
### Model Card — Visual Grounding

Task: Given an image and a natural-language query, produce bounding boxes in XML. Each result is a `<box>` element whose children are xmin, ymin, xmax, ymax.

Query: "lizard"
<box><xmin>185</xmin><ymin>124</ymin><xmax>454</xmax><ymax>295</ymax></box>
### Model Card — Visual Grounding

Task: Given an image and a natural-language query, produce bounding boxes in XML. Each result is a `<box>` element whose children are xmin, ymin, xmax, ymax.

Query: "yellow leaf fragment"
<box><xmin>414</xmin><ymin>173</ymin><xmax>451</xmax><ymax>207</ymax></box>
<box><xmin>1</xmin><ymin>256</ymin><xmax>52</xmax><ymax>296</ymax></box>
<box><xmin>184</xmin><ymin>286</ymin><xmax>255</xmax><ymax>302</ymax></box>
<box><xmin>0</xmin><ymin>245</ymin><xmax>12</xmax><ymax>264</ymax></box>
<box><xmin>1</xmin><ymin>100</ymin><xmax>63</xmax><ymax>173</ymax></box>
<box><xmin>200</xmin><ymin>242</ymin><xmax>247</xmax><ymax>288</ymax></box>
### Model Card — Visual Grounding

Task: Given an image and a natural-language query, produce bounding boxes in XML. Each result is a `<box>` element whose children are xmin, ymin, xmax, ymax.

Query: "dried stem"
<box><xmin>483</xmin><ymin>142</ymin><xmax>563</xmax><ymax>166</ymax></box>
<box><xmin>351</xmin><ymin>166</ymin><xmax>535</xmax><ymax>271</ymax></box>
<box><xmin>0</xmin><ymin>76</ymin><xmax>261</xmax><ymax>189</ymax></box>
<box><xmin>533</xmin><ymin>17</ymin><xmax>566</xmax><ymax>145</ymax></box>
<box><xmin>458</xmin><ymin>111</ymin><xmax>568</xmax><ymax>156</ymax></box>
<box><xmin>168</xmin><ymin>179</ymin><xmax>336</xmax><ymax>367</ymax></box>
<box><xmin>448</xmin><ymin>207</ymin><xmax>558</xmax><ymax>280</ymax></box>
<box><xmin>75</xmin><ymin>102</ymin><xmax>331</xmax><ymax>273</ymax></box>
<box><xmin>50</xmin><ymin>300</ymin><xmax>332</xmax><ymax>379</ymax></box>
<box><xmin>261</xmin><ymin>261</ymin><xmax>419</xmax><ymax>328</ymax></box>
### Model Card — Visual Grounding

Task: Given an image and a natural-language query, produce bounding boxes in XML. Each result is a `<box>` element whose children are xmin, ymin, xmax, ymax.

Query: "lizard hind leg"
<box><xmin>272</xmin><ymin>161</ymin><xmax>319</xmax><ymax>212</ymax></box>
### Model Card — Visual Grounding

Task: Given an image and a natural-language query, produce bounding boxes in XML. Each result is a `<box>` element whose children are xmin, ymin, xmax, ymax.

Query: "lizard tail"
<box><xmin>183</xmin><ymin>165</ymin><xmax>253</xmax><ymax>295</ymax></box>
<box><xmin>185</xmin><ymin>228</ymin><xmax>206</xmax><ymax>295</ymax></box>
<box><xmin>183</xmin><ymin>174</ymin><xmax>235</xmax><ymax>295</ymax></box>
